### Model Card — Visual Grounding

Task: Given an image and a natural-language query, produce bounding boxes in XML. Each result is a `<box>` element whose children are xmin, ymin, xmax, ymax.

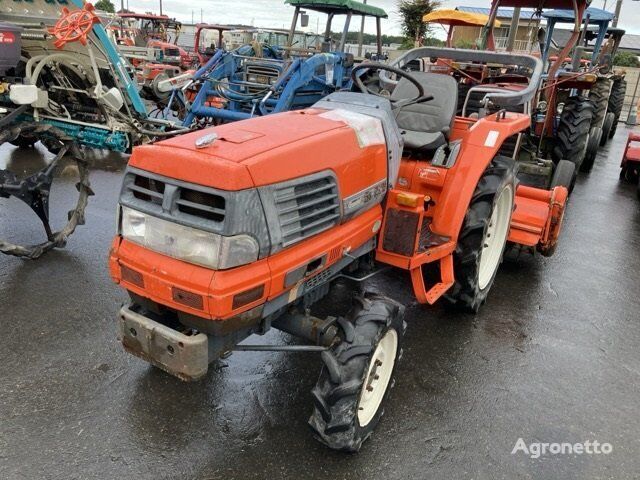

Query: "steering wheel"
<box><xmin>351</xmin><ymin>63</ymin><xmax>425</xmax><ymax>103</ymax></box>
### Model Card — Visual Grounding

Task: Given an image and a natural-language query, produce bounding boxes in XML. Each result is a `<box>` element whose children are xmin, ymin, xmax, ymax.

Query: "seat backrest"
<box><xmin>390</xmin><ymin>72</ymin><xmax>458</xmax><ymax>136</ymax></box>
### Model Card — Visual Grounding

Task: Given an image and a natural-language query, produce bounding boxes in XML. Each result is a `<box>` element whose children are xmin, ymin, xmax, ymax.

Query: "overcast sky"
<box><xmin>120</xmin><ymin>0</ymin><xmax>640</xmax><ymax>37</ymax></box>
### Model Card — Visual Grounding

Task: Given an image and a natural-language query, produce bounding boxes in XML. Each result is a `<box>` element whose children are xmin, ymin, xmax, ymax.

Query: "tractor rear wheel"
<box><xmin>445</xmin><ymin>155</ymin><xmax>516</xmax><ymax>312</ymax></box>
<box><xmin>608</xmin><ymin>78</ymin><xmax>626</xmax><ymax>139</ymax></box>
<box><xmin>309</xmin><ymin>293</ymin><xmax>405</xmax><ymax>452</ymax></box>
<box><xmin>551</xmin><ymin>96</ymin><xmax>593</xmax><ymax>172</ymax></box>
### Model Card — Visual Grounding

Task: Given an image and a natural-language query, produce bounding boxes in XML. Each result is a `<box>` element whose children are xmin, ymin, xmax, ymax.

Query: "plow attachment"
<box><xmin>0</xmin><ymin>123</ymin><xmax>93</xmax><ymax>259</ymax></box>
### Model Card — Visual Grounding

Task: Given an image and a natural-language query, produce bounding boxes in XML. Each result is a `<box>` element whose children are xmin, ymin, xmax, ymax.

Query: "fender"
<box><xmin>431</xmin><ymin>111</ymin><xmax>529</xmax><ymax>241</ymax></box>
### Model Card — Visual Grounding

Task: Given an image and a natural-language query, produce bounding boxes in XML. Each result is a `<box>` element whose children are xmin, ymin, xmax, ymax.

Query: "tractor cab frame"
<box><xmin>461</xmin><ymin>0</ymin><xmax>611</xmax><ymax>189</ymax></box>
<box><xmin>540</xmin><ymin>6</ymin><xmax>625</xmax><ymax>160</ymax></box>
<box><xmin>194</xmin><ymin>23</ymin><xmax>234</xmax><ymax>65</ymax></box>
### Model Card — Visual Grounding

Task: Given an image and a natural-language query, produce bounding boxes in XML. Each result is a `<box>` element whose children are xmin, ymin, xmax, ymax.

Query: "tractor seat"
<box><xmin>391</xmin><ymin>72</ymin><xmax>458</xmax><ymax>152</ymax></box>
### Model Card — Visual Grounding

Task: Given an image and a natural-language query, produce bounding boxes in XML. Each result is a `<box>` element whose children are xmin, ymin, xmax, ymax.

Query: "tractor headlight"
<box><xmin>121</xmin><ymin>207</ymin><xmax>259</xmax><ymax>269</ymax></box>
<box><xmin>556</xmin><ymin>102</ymin><xmax>565</xmax><ymax>115</ymax></box>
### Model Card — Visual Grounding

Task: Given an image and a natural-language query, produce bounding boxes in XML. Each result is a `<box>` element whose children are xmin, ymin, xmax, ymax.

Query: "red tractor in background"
<box><xmin>422</xmin><ymin>0</ymin><xmax>619</xmax><ymax>192</ymax></box>
<box><xmin>109</xmin><ymin>44</ymin><xmax>570</xmax><ymax>451</ymax></box>
<box><xmin>114</xmin><ymin>12</ymin><xmax>193</xmax><ymax>90</ymax></box>
<box><xmin>193</xmin><ymin>23</ymin><xmax>232</xmax><ymax>65</ymax></box>
<box><xmin>620</xmin><ymin>131</ymin><xmax>640</xmax><ymax>200</ymax></box>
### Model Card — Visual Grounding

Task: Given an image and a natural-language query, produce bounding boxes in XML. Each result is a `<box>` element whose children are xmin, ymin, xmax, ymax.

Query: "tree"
<box><xmin>94</xmin><ymin>0</ymin><xmax>115</xmax><ymax>13</ymax></box>
<box><xmin>613</xmin><ymin>51</ymin><xmax>640</xmax><ymax>68</ymax></box>
<box><xmin>397</xmin><ymin>0</ymin><xmax>441</xmax><ymax>48</ymax></box>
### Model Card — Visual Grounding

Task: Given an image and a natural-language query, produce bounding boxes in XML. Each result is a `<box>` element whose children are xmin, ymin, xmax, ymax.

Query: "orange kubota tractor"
<box><xmin>109</xmin><ymin>47</ymin><xmax>567</xmax><ymax>451</ymax></box>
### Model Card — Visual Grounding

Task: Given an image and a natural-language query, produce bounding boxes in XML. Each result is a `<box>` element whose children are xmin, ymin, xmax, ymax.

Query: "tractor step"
<box><xmin>409</xmin><ymin>255</ymin><xmax>455</xmax><ymax>305</ymax></box>
<box><xmin>425</xmin><ymin>281</ymin><xmax>455</xmax><ymax>304</ymax></box>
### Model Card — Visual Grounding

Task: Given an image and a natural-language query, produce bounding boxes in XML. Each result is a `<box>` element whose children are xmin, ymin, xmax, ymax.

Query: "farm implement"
<box><xmin>0</xmin><ymin>0</ymin><xmax>187</xmax><ymax>258</ymax></box>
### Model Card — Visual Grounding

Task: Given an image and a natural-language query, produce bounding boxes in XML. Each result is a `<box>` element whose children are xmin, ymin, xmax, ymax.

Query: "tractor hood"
<box><xmin>129</xmin><ymin>109</ymin><xmax>374</xmax><ymax>191</ymax></box>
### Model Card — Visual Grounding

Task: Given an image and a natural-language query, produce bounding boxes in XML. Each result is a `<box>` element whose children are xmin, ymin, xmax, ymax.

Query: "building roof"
<box><xmin>552</xmin><ymin>28</ymin><xmax>640</xmax><ymax>53</ymax></box>
<box><xmin>456</xmin><ymin>6</ymin><xmax>539</xmax><ymax>20</ymax></box>
<box><xmin>285</xmin><ymin>0</ymin><xmax>387</xmax><ymax>18</ymax></box>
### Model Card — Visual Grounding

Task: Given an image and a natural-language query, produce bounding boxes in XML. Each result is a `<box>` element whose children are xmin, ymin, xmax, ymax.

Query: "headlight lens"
<box><xmin>121</xmin><ymin>207</ymin><xmax>258</xmax><ymax>269</ymax></box>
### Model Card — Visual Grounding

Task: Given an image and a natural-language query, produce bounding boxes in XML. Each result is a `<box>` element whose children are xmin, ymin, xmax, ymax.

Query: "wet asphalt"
<box><xmin>1</xmin><ymin>126</ymin><xmax>639</xmax><ymax>480</ymax></box>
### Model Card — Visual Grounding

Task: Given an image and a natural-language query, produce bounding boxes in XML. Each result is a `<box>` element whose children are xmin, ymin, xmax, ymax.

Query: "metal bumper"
<box><xmin>118</xmin><ymin>305</ymin><xmax>209</xmax><ymax>381</ymax></box>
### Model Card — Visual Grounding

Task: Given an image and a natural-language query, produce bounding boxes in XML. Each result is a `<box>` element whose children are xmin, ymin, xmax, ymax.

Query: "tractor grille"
<box><xmin>131</xmin><ymin>175</ymin><xmax>165</xmax><ymax>206</ymax></box>
<box><xmin>244</xmin><ymin>62</ymin><xmax>280</xmax><ymax>94</ymax></box>
<box><xmin>119</xmin><ymin>166</ymin><xmax>271</xmax><ymax>257</ymax></box>
<box><xmin>274</xmin><ymin>174</ymin><xmax>340</xmax><ymax>247</ymax></box>
<box><xmin>305</xmin><ymin>268</ymin><xmax>332</xmax><ymax>289</ymax></box>
<box><xmin>122</xmin><ymin>169</ymin><xmax>227</xmax><ymax>227</ymax></box>
<box><xmin>177</xmin><ymin>187</ymin><xmax>225</xmax><ymax>222</ymax></box>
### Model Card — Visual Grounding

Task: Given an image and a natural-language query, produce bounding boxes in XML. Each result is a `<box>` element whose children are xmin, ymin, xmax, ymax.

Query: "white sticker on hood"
<box><xmin>319</xmin><ymin>109</ymin><xmax>386</xmax><ymax>148</ymax></box>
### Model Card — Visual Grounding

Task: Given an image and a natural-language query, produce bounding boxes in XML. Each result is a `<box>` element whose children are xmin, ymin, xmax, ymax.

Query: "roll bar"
<box><xmin>382</xmin><ymin>47</ymin><xmax>544</xmax><ymax>108</ymax></box>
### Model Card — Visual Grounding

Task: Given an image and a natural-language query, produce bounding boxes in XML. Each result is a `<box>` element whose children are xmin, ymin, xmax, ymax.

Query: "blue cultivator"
<box><xmin>182</xmin><ymin>0</ymin><xmax>388</xmax><ymax>126</ymax></box>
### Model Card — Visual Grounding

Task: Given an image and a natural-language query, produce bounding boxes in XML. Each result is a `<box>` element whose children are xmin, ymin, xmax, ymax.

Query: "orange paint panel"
<box><xmin>428</xmin><ymin>112</ymin><xmax>530</xmax><ymax>240</ymax></box>
<box><xmin>206</xmin><ymin>261</ymin><xmax>271</xmax><ymax>318</ymax></box>
<box><xmin>509</xmin><ymin>186</ymin><xmax>553</xmax><ymax>247</ymax></box>
<box><xmin>129</xmin><ymin>145</ymin><xmax>254</xmax><ymax>191</ymax></box>
<box><xmin>450</xmin><ymin>117</ymin><xmax>475</xmax><ymax>141</ymax></box>
<box><xmin>245</xmin><ymin>127</ymin><xmax>387</xmax><ymax>198</ymax></box>
<box><xmin>112</xmin><ymin>239</ymin><xmax>218</xmax><ymax>318</ymax></box>
<box><xmin>154</xmin><ymin>111</ymin><xmax>344</xmax><ymax>163</ymax></box>
<box><xmin>267</xmin><ymin>206</ymin><xmax>382</xmax><ymax>298</ymax></box>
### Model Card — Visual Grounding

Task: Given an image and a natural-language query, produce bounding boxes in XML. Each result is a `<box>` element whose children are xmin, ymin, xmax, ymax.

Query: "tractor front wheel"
<box><xmin>600</xmin><ymin>112</ymin><xmax>615</xmax><ymax>146</ymax></box>
<box><xmin>582</xmin><ymin>126</ymin><xmax>602</xmax><ymax>172</ymax></box>
<box><xmin>445</xmin><ymin>155</ymin><xmax>516</xmax><ymax>312</ymax></box>
<box><xmin>608</xmin><ymin>78</ymin><xmax>626</xmax><ymax>139</ymax></box>
<box><xmin>309</xmin><ymin>293</ymin><xmax>406</xmax><ymax>452</ymax></box>
<box><xmin>550</xmin><ymin>159</ymin><xmax>576</xmax><ymax>192</ymax></box>
<box><xmin>589</xmin><ymin>77</ymin><xmax>612</xmax><ymax>131</ymax></box>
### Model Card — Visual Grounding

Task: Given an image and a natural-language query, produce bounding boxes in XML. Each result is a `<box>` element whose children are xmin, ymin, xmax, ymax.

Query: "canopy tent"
<box><xmin>423</xmin><ymin>9</ymin><xmax>501</xmax><ymax>27</ymax></box>
<box><xmin>423</xmin><ymin>9</ymin><xmax>501</xmax><ymax>47</ymax></box>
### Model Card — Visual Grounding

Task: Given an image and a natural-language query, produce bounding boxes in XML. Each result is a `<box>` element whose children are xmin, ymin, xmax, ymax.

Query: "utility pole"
<box><xmin>357</xmin><ymin>0</ymin><xmax>367</xmax><ymax>57</ymax></box>
<box><xmin>506</xmin><ymin>7</ymin><xmax>521</xmax><ymax>51</ymax></box>
<box><xmin>201</xmin><ymin>8</ymin><xmax>203</xmax><ymax>23</ymax></box>
<box><xmin>612</xmin><ymin>0</ymin><xmax>623</xmax><ymax>27</ymax></box>
<box><xmin>159</xmin><ymin>0</ymin><xmax>163</xmax><ymax>16</ymax></box>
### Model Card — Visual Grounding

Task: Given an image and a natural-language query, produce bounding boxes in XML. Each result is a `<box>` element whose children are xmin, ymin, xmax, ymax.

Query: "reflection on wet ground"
<box><xmin>1</xmin><ymin>128</ymin><xmax>639</xmax><ymax>479</ymax></box>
